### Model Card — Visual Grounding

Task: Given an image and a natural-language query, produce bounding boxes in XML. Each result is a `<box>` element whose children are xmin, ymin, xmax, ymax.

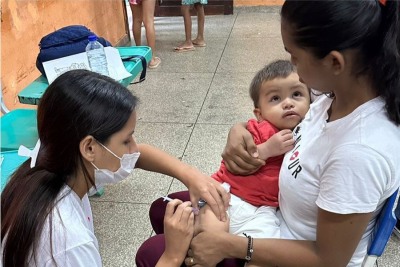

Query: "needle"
<box><xmin>161</xmin><ymin>195</ymin><xmax>205</xmax><ymax>213</ymax></box>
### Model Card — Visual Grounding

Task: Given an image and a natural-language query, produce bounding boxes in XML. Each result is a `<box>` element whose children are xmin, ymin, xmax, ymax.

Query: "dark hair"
<box><xmin>281</xmin><ymin>0</ymin><xmax>400</xmax><ymax>125</ymax></box>
<box><xmin>1</xmin><ymin>70</ymin><xmax>138</xmax><ymax>266</ymax></box>
<box><xmin>250</xmin><ymin>60</ymin><xmax>297</xmax><ymax>107</ymax></box>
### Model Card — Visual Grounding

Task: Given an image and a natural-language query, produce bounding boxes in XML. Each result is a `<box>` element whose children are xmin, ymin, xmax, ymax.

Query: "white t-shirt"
<box><xmin>1</xmin><ymin>186</ymin><xmax>102</xmax><ymax>267</ymax></box>
<box><xmin>278</xmin><ymin>95</ymin><xmax>400</xmax><ymax>267</ymax></box>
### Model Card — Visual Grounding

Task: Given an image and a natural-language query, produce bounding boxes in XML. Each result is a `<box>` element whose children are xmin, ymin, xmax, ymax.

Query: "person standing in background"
<box><xmin>130</xmin><ymin>0</ymin><xmax>161</xmax><ymax>68</ymax></box>
<box><xmin>174</xmin><ymin>0</ymin><xmax>207</xmax><ymax>52</ymax></box>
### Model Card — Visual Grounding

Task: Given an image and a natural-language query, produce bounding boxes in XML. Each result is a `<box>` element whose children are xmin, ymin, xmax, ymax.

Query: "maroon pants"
<box><xmin>135</xmin><ymin>191</ymin><xmax>244</xmax><ymax>267</ymax></box>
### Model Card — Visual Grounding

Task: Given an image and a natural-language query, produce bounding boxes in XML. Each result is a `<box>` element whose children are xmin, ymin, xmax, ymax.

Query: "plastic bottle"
<box><xmin>85</xmin><ymin>35</ymin><xmax>109</xmax><ymax>76</ymax></box>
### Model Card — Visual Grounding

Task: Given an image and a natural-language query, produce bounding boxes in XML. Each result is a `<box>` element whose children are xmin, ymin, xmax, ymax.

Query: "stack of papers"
<box><xmin>43</xmin><ymin>47</ymin><xmax>132</xmax><ymax>84</ymax></box>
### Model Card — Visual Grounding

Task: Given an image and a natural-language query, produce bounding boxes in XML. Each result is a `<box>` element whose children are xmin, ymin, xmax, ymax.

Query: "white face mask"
<box><xmin>90</xmin><ymin>142</ymin><xmax>140</xmax><ymax>188</ymax></box>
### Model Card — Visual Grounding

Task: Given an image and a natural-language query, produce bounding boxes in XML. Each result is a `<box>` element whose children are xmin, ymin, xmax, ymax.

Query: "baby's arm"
<box><xmin>257</xmin><ymin>129</ymin><xmax>294</xmax><ymax>160</ymax></box>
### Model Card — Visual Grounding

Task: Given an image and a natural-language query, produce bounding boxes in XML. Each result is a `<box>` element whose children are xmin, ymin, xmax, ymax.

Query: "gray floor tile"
<box><xmin>169</xmin><ymin>178</ymin><xmax>188</xmax><ymax>194</ymax></box>
<box><xmin>134</xmin><ymin>122</ymin><xmax>194</xmax><ymax>157</ymax></box>
<box><xmin>90</xmin><ymin>170</ymin><xmax>173</xmax><ymax>204</ymax></box>
<box><xmin>128</xmin><ymin>72</ymin><xmax>214</xmax><ymax>123</ymax></box>
<box><xmin>148</xmin><ymin>37</ymin><xmax>227</xmax><ymax>73</ymax></box>
<box><xmin>231</xmin><ymin>12</ymin><xmax>281</xmax><ymax>38</ymax></box>
<box><xmin>197</xmin><ymin>72</ymin><xmax>255</xmax><ymax>124</ymax></box>
<box><xmin>377</xmin><ymin>235</ymin><xmax>400</xmax><ymax>266</ymax></box>
<box><xmin>169</xmin><ymin>124</ymin><xmax>232</xmax><ymax>194</ymax></box>
<box><xmin>182</xmin><ymin>123</ymin><xmax>232</xmax><ymax>175</ymax></box>
<box><xmin>92</xmin><ymin>202</ymin><xmax>151</xmax><ymax>267</ymax></box>
<box><xmin>217</xmin><ymin>37</ymin><xmax>289</xmax><ymax>73</ymax></box>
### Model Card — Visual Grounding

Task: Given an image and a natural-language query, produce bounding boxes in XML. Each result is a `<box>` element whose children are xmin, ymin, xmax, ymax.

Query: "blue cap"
<box><xmin>88</xmin><ymin>35</ymin><xmax>98</xmax><ymax>41</ymax></box>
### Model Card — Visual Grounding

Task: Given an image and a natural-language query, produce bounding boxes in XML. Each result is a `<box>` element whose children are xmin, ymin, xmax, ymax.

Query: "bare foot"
<box><xmin>174</xmin><ymin>42</ymin><xmax>195</xmax><ymax>52</ymax></box>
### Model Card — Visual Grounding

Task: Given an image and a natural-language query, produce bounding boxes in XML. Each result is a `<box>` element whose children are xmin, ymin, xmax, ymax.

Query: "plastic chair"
<box><xmin>362</xmin><ymin>189</ymin><xmax>399</xmax><ymax>267</ymax></box>
<box><xmin>1</xmin><ymin>87</ymin><xmax>38</xmax><ymax>152</ymax></box>
<box><xmin>1</xmin><ymin>85</ymin><xmax>38</xmax><ymax>190</ymax></box>
<box><xmin>1</xmin><ymin>150</ymin><xmax>27</xmax><ymax>191</ymax></box>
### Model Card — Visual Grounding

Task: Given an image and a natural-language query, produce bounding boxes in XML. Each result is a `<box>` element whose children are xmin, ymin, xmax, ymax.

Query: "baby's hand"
<box><xmin>258</xmin><ymin>129</ymin><xmax>294</xmax><ymax>159</ymax></box>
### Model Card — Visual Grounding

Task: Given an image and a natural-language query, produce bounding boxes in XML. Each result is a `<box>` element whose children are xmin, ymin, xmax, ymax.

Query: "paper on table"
<box><xmin>43</xmin><ymin>47</ymin><xmax>132</xmax><ymax>84</ymax></box>
<box><xmin>104</xmin><ymin>47</ymin><xmax>132</xmax><ymax>81</ymax></box>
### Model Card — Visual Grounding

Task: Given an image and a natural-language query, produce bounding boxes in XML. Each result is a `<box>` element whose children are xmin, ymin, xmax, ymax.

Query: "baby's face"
<box><xmin>254</xmin><ymin>73</ymin><xmax>310</xmax><ymax>130</ymax></box>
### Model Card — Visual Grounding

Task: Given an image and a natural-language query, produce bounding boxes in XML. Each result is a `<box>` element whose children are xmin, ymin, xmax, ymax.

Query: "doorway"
<box><xmin>155</xmin><ymin>0</ymin><xmax>233</xmax><ymax>16</ymax></box>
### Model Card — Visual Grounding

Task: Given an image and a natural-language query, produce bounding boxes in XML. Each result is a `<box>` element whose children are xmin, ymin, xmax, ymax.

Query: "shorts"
<box><xmin>228</xmin><ymin>194</ymin><xmax>280</xmax><ymax>238</ymax></box>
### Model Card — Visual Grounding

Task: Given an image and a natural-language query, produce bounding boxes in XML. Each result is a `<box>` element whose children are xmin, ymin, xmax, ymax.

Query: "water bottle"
<box><xmin>85</xmin><ymin>35</ymin><xmax>109</xmax><ymax>76</ymax></box>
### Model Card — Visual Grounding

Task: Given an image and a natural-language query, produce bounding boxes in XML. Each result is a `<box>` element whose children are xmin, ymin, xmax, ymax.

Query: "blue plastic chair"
<box><xmin>362</xmin><ymin>189</ymin><xmax>399</xmax><ymax>267</ymax></box>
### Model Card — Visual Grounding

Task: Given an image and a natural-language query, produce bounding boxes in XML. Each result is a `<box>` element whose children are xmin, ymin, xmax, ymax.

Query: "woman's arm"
<box><xmin>191</xmin><ymin>209</ymin><xmax>373</xmax><ymax>267</ymax></box>
<box><xmin>135</xmin><ymin>143</ymin><xmax>230</xmax><ymax>221</ymax></box>
<box><xmin>221</xmin><ymin>123</ymin><xmax>265</xmax><ymax>175</ymax></box>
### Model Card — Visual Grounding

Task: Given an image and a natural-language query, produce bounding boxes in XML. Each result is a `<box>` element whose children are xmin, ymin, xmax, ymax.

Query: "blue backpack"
<box><xmin>36</xmin><ymin>25</ymin><xmax>111</xmax><ymax>77</ymax></box>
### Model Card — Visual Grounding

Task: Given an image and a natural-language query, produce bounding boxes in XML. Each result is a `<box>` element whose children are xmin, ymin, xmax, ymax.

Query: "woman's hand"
<box><xmin>185</xmin><ymin>170</ymin><xmax>230</xmax><ymax>222</ymax></box>
<box><xmin>186</xmin><ymin>205</ymin><xmax>229</xmax><ymax>267</ymax></box>
<box><xmin>188</xmin><ymin>231</ymin><xmax>229</xmax><ymax>267</ymax></box>
<box><xmin>194</xmin><ymin>204</ymin><xmax>229</xmax><ymax>236</ymax></box>
<box><xmin>222</xmin><ymin>123</ymin><xmax>265</xmax><ymax>175</ymax></box>
<box><xmin>158</xmin><ymin>200</ymin><xmax>195</xmax><ymax>267</ymax></box>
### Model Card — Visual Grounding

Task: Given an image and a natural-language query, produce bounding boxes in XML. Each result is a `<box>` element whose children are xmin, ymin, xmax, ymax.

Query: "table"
<box><xmin>18</xmin><ymin>46</ymin><xmax>152</xmax><ymax>105</ymax></box>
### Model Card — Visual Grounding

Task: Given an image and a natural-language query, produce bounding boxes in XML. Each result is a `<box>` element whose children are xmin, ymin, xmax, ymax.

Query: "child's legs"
<box><xmin>228</xmin><ymin>195</ymin><xmax>280</xmax><ymax>267</ymax></box>
<box><xmin>193</xmin><ymin>3</ymin><xmax>205</xmax><ymax>41</ymax></box>
<box><xmin>181</xmin><ymin>4</ymin><xmax>193</xmax><ymax>44</ymax></box>
<box><xmin>228</xmin><ymin>194</ymin><xmax>280</xmax><ymax>238</ymax></box>
<box><xmin>130</xmin><ymin>4</ymin><xmax>143</xmax><ymax>46</ymax></box>
<box><xmin>142</xmin><ymin>0</ymin><xmax>157</xmax><ymax>60</ymax></box>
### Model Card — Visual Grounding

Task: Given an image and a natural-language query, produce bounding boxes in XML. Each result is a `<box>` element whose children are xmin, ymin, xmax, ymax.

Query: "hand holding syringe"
<box><xmin>162</xmin><ymin>195</ymin><xmax>207</xmax><ymax>213</ymax></box>
<box><xmin>162</xmin><ymin>182</ymin><xmax>230</xmax><ymax>214</ymax></box>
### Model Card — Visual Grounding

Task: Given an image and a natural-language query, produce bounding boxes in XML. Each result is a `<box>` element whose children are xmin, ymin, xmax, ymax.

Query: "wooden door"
<box><xmin>155</xmin><ymin>0</ymin><xmax>233</xmax><ymax>16</ymax></box>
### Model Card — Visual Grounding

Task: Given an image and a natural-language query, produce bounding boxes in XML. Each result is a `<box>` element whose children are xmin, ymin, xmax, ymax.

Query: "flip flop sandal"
<box><xmin>174</xmin><ymin>46</ymin><xmax>195</xmax><ymax>52</ymax></box>
<box><xmin>148</xmin><ymin>57</ymin><xmax>161</xmax><ymax>69</ymax></box>
<box><xmin>192</xmin><ymin>42</ymin><xmax>206</xmax><ymax>47</ymax></box>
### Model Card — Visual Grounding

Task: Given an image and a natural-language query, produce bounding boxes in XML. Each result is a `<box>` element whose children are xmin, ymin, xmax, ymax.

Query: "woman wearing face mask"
<box><xmin>0</xmin><ymin>70</ymin><xmax>229</xmax><ymax>267</ymax></box>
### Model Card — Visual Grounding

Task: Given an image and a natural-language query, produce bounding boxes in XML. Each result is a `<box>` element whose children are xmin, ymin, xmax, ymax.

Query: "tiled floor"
<box><xmin>90</xmin><ymin>6</ymin><xmax>400</xmax><ymax>267</ymax></box>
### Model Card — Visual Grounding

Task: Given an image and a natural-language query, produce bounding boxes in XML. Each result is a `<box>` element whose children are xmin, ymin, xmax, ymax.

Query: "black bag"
<box><xmin>36</xmin><ymin>25</ymin><xmax>111</xmax><ymax>77</ymax></box>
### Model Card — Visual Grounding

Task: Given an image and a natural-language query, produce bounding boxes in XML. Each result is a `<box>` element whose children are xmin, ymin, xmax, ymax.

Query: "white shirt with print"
<box><xmin>278</xmin><ymin>95</ymin><xmax>400</xmax><ymax>267</ymax></box>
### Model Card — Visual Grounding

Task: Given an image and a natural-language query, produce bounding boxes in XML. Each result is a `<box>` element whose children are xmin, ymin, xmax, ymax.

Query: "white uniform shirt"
<box><xmin>2</xmin><ymin>185</ymin><xmax>102</xmax><ymax>267</ymax></box>
<box><xmin>278</xmin><ymin>96</ymin><xmax>400</xmax><ymax>267</ymax></box>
